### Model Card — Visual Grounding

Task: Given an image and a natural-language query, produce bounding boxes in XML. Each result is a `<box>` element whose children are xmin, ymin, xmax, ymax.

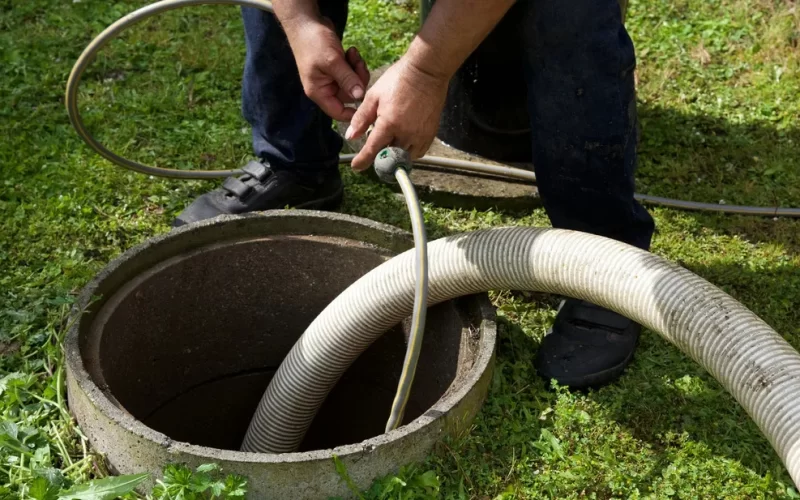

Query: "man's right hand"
<box><xmin>282</xmin><ymin>16</ymin><xmax>370</xmax><ymax>122</ymax></box>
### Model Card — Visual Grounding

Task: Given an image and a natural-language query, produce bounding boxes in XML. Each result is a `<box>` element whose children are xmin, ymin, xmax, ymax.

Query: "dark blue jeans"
<box><xmin>241</xmin><ymin>0</ymin><xmax>654</xmax><ymax>250</ymax></box>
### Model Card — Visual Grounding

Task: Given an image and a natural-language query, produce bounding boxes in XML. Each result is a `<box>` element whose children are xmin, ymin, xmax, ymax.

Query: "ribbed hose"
<box><xmin>240</xmin><ymin>227</ymin><xmax>800</xmax><ymax>488</ymax></box>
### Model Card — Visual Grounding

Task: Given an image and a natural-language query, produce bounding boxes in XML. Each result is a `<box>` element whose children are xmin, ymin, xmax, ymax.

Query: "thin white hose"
<box><xmin>384</xmin><ymin>167</ymin><xmax>429</xmax><ymax>433</ymax></box>
<box><xmin>240</xmin><ymin>227</ymin><xmax>800</xmax><ymax>489</ymax></box>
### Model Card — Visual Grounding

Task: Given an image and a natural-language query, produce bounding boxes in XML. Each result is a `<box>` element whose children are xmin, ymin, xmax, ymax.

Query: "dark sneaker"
<box><xmin>535</xmin><ymin>298</ymin><xmax>640</xmax><ymax>390</ymax></box>
<box><xmin>173</xmin><ymin>160</ymin><xmax>343</xmax><ymax>227</ymax></box>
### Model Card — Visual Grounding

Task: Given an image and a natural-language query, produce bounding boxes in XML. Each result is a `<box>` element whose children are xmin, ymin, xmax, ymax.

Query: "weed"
<box><xmin>151</xmin><ymin>463</ymin><xmax>247</xmax><ymax>500</ymax></box>
<box><xmin>331</xmin><ymin>456</ymin><xmax>440</xmax><ymax>500</ymax></box>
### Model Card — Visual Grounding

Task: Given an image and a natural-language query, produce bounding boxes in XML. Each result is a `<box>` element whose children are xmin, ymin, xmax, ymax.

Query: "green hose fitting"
<box><xmin>374</xmin><ymin>147</ymin><xmax>412</xmax><ymax>184</ymax></box>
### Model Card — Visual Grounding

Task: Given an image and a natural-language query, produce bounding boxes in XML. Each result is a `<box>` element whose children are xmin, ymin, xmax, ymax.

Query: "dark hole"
<box><xmin>86</xmin><ymin>236</ymin><xmax>471</xmax><ymax>451</ymax></box>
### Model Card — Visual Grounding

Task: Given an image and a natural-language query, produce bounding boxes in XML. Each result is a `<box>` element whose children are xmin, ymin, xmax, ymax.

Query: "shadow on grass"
<box><xmin>635</xmin><ymin>103</ymin><xmax>800</xmax><ymax>208</ymax></box>
<box><xmin>668</xmin><ymin>210</ymin><xmax>800</xmax><ymax>257</ymax></box>
<box><xmin>586</xmin><ymin>258</ymin><xmax>800</xmax><ymax>484</ymax></box>
<box><xmin>635</xmin><ymin>102</ymin><xmax>800</xmax><ymax>256</ymax></box>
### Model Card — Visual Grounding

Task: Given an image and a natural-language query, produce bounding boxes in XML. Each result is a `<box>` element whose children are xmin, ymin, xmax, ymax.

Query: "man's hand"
<box><xmin>273</xmin><ymin>0</ymin><xmax>515</xmax><ymax>170</ymax></box>
<box><xmin>282</xmin><ymin>16</ymin><xmax>369</xmax><ymax>122</ymax></box>
<box><xmin>346</xmin><ymin>57</ymin><xmax>448</xmax><ymax>171</ymax></box>
<box><xmin>340</xmin><ymin>0</ymin><xmax>516</xmax><ymax>171</ymax></box>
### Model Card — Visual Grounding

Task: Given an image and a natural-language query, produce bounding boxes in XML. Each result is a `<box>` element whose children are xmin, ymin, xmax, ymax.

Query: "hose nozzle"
<box><xmin>374</xmin><ymin>147</ymin><xmax>412</xmax><ymax>184</ymax></box>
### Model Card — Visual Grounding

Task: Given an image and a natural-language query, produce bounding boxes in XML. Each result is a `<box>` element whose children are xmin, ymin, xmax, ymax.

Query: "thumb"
<box><xmin>346</xmin><ymin>93</ymin><xmax>378</xmax><ymax>141</ymax></box>
<box><xmin>330</xmin><ymin>55</ymin><xmax>365</xmax><ymax>101</ymax></box>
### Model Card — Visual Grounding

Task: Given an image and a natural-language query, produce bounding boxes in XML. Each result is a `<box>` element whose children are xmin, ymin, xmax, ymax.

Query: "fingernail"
<box><xmin>351</xmin><ymin>86</ymin><xmax>364</xmax><ymax>100</ymax></box>
<box><xmin>345</xmin><ymin>125</ymin><xmax>354</xmax><ymax>140</ymax></box>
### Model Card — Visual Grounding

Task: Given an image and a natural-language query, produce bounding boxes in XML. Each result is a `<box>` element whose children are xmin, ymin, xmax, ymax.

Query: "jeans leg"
<box><xmin>241</xmin><ymin>2</ymin><xmax>349</xmax><ymax>174</ymax></box>
<box><xmin>520</xmin><ymin>0</ymin><xmax>654</xmax><ymax>250</ymax></box>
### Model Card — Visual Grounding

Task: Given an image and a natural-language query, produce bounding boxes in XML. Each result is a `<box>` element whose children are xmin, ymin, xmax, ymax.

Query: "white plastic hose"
<box><xmin>384</xmin><ymin>164</ymin><xmax>429</xmax><ymax>433</ymax></box>
<box><xmin>240</xmin><ymin>227</ymin><xmax>800</xmax><ymax>488</ymax></box>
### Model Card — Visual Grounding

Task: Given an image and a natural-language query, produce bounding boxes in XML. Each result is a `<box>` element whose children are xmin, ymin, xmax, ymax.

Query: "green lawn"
<box><xmin>2</xmin><ymin>0</ymin><xmax>800</xmax><ymax>498</ymax></box>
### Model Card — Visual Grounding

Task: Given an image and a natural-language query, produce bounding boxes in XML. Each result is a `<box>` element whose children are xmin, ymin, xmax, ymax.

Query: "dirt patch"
<box><xmin>0</xmin><ymin>341</ymin><xmax>21</xmax><ymax>356</ymax></box>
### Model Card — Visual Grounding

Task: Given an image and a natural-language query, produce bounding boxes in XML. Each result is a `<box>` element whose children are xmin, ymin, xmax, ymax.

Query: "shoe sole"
<box><xmin>535</xmin><ymin>335</ymin><xmax>639</xmax><ymax>391</ymax></box>
<box><xmin>539</xmin><ymin>347</ymin><xmax>636</xmax><ymax>391</ymax></box>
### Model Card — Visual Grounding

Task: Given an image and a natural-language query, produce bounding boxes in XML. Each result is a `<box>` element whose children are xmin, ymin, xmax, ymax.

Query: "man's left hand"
<box><xmin>345</xmin><ymin>57</ymin><xmax>449</xmax><ymax>171</ymax></box>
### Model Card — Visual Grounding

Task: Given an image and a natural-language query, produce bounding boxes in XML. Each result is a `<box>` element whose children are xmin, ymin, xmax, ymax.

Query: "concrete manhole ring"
<box><xmin>65</xmin><ymin>210</ymin><xmax>497</xmax><ymax>499</ymax></box>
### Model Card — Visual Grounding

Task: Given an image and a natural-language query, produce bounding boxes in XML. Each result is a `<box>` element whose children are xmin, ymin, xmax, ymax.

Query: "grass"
<box><xmin>2</xmin><ymin>0</ymin><xmax>800</xmax><ymax>497</ymax></box>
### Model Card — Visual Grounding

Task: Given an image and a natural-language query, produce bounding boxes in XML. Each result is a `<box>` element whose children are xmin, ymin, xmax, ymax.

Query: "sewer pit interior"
<box><xmin>89</xmin><ymin>235</ymin><xmax>469</xmax><ymax>451</ymax></box>
<box><xmin>66</xmin><ymin>212</ymin><xmax>496</xmax><ymax>498</ymax></box>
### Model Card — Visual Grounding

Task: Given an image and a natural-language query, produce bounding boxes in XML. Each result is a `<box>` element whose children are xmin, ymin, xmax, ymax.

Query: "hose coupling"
<box><xmin>374</xmin><ymin>147</ymin><xmax>412</xmax><ymax>184</ymax></box>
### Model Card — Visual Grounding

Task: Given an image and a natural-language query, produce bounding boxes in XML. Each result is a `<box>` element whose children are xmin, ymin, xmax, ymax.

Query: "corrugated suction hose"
<box><xmin>241</xmin><ymin>226</ymin><xmax>800</xmax><ymax>488</ymax></box>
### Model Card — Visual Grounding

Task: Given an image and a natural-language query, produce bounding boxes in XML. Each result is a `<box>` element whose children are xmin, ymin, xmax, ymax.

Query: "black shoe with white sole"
<box><xmin>535</xmin><ymin>298</ymin><xmax>640</xmax><ymax>390</ymax></box>
<box><xmin>173</xmin><ymin>160</ymin><xmax>343</xmax><ymax>228</ymax></box>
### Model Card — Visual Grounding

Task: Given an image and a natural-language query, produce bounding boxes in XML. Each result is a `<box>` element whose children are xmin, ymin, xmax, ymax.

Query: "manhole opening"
<box><xmin>84</xmin><ymin>235</ymin><xmax>475</xmax><ymax>452</ymax></box>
